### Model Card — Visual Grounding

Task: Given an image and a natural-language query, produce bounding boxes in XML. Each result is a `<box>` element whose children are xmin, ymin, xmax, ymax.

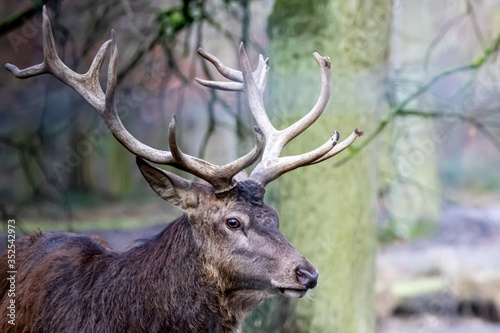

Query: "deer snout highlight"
<box><xmin>295</xmin><ymin>263</ymin><xmax>319</xmax><ymax>289</ymax></box>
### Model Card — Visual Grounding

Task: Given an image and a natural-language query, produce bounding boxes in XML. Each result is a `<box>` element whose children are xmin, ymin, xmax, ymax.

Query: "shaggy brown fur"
<box><xmin>0</xmin><ymin>175</ymin><xmax>317</xmax><ymax>333</ymax></box>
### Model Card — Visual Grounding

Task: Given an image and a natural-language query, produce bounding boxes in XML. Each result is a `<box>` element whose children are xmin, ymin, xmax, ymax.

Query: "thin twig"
<box><xmin>333</xmin><ymin>31</ymin><xmax>500</xmax><ymax>167</ymax></box>
<box><xmin>396</xmin><ymin>109</ymin><xmax>500</xmax><ymax>152</ymax></box>
<box><xmin>0</xmin><ymin>0</ymin><xmax>50</xmax><ymax>36</ymax></box>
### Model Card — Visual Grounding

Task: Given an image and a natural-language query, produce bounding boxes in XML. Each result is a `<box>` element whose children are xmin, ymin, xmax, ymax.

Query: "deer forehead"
<box><xmin>197</xmin><ymin>180</ymin><xmax>267</xmax><ymax>213</ymax></box>
<box><xmin>186</xmin><ymin>182</ymin><xmax>278</xmax><ymax>234</ymax></box>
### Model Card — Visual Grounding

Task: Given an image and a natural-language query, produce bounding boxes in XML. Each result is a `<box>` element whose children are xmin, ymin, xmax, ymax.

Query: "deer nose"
<box><xmin>295</xmin><ymin>264</ymin><xmax>319</xmax><ymax>289</ymax></box>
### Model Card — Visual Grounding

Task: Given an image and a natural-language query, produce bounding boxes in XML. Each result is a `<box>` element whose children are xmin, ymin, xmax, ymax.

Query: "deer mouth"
<box><xmin>271</xmin><ymin>279</ymin><xmax>309</xmax><ymax>298</ymax></box>
<box><xmin>277</xmin><ymin>287</ymin><xmax>308</xmax><ymax>298</ymax></box>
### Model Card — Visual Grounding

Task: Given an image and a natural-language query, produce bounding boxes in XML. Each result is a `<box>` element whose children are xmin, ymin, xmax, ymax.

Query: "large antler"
<box><xmin>5</xmin><ymin>6</ymin><xmax>264</xmax><ymax>193</ymax></box>
<box><xmin>196</xmin><ymin>43</ymin><xmax>363</xmax><ymax>186</ymax></box>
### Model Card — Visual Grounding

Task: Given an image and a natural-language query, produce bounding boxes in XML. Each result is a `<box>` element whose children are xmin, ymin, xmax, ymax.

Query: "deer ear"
<box><xmin>136</xmin><ymin>157</ymin><xmax>198</xmax><ymax>209</ymax></box>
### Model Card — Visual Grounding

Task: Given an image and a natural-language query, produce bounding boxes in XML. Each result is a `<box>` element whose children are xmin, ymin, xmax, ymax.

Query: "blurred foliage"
<box><xmin>0</xmin><ymin>0</ymin><xmax>258</xmax><ymax>225</ymax></box>
<box><xmin>377</xmin><ymin>219</ymin><xmax>436</xmax><ymax>245</ymax></box>
<box><xmin>157</xmin><ymin>0</ymin><xmax>199</xmax><ymax>40</ymax></box>
<box><xmin>0</xmin><ymin>0</ymin><xmax>57</xmax><ymax>36</ymax></box>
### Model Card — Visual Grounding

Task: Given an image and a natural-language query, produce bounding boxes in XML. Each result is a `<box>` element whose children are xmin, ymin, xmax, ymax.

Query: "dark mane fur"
<box><xmin>0</xmin><ymin>215</ymin><xmax>242</xmax><ymax>333</ymax></box>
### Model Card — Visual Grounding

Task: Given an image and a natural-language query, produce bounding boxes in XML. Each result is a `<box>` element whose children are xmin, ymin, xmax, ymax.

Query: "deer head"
<box><xmin>5</xmin><ymin>5</ymin><xmax>362</xmax><ymax>312</ymax></box>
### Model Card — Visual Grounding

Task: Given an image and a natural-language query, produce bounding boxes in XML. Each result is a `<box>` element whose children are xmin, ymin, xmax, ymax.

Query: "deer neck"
<box><xmin>132</xmin><ymin>215</ymin><xmax>264</xmax><ymax>332</ymax></box>
<box><xmin>127</xmin><ymin>215</ymin><xmax>242</xmax><ymax>332</ymax></box>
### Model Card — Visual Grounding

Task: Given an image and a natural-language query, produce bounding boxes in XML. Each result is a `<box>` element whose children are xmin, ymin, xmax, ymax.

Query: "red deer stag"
<box><xmin>0</xmin><ymin>7</ymin><xmax>362</xmax><ymax>333</ymax></box>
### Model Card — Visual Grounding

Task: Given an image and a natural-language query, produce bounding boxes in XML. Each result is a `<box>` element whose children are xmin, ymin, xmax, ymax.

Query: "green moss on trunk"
<box><xmin>245</xmin><ymin>1</ymin><xmax>393</xmax><ymax>332</ymax></box>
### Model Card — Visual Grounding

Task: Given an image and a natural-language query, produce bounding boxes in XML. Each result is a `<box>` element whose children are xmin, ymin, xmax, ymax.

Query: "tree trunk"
<box><xmin>246</xmin><ymin>1</ymin><xmax>393</xmax><ymax>332</ymax></box>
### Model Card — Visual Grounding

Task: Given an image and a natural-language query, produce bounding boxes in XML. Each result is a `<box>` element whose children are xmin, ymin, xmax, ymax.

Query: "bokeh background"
<box><xmin>1</xmin><ymin>1</ymin><xmax>500</xmax><ymax>332</ymax></box>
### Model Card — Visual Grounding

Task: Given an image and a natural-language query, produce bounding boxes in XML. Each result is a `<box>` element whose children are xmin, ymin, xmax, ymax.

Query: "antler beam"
<box><xmin>5</xmin><ymin>6</ymin><xmax>264</xmax><ymax>193</ymax></box>
<box><xmin>196</xmin><ymin>44</ymin><xmax>363</xmax><ymax>186</ymax></box>
<box><xmin>6</xmin><ymin>6</ymin><xmax>361</xmax><ymax>191</ymax></box>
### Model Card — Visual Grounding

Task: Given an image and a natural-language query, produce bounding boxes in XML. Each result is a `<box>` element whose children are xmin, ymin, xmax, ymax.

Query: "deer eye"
<box><xmin>226</xmin><ymin>218</ymin><xmax>241</xmax><ymax>229</ymax></box>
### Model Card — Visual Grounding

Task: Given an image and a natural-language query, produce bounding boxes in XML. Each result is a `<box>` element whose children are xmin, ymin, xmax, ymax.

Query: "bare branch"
<box><xmin>333</xmin><ymin>29</ymin><xmax>500</xmax><ymax>167</ymax></box>
<box><xmin>5</xmin><ymin>6</ymin><xmax>265</xmax><ymax>193</ymax></box>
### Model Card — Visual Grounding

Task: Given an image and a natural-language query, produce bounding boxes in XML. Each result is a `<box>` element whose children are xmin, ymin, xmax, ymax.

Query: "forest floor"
<box><xmin>377</xmin><ymin>191</ymin><xmax>500</xmax><ymax>333</ymax></box>
<box><xmin>380</xmin><ymin>316</ymin><xmax>500</xmax><ymax>333</ymax></box>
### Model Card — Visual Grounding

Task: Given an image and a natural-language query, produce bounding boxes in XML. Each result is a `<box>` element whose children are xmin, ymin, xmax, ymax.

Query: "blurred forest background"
<box><xmin>1</xmin><ymin>0</ymin><xmax>500</xmax><ymax>332</ymax></box>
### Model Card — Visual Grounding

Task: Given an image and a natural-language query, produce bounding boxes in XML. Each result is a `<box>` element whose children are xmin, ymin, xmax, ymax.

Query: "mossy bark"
<box><xmin>245</xmin><ymin>1</ymin><xmax>393</xmax><ymax>332</ymax></box>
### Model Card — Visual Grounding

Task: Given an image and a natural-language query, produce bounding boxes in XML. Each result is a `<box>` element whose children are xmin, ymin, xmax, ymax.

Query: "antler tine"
<box><xmin>5</xmin><ymin>6</ymin><xmax>53</xmax><ymax>79</ymax></box>
<box><xmin>308</xmin><ymin>129</ymin><xmax>363</xmax><ymax>165</ymax></box>
<box><xmin>194</xmin><ymin>78</ymin><xmax>244</xmax><ymax>92</ymax></box>
<box><xmin>6</xmin><ymin>6</ymin><xmax>109</xmax><ymax>112</ymax></box>
<box><xmin>169</xmin><ymin>116</ymin><xmax>265</xmax><ymax>192</ymax></box>
<box><xmin>196</xmin><ymin>43</ymin><xmax>276</xmax><ymax>153</ymax></box>
<box><xmin>196</xmin><ymin>44</ymin><xmax>362</xmax><ymax>187</ymax></box>
<box><xmin>238</xmin><ymin>43</ymin><xmax>276</xmax><ymax>139</ymax></box>
<box><xmin>280</xmin><ymin>53</ymin><xmax>332</xmax><ymax>145</ymax></box>
<box><xmin>218</xmin><ymin>126</ymin><xmax>265</xmax><ymax>186</ymax></box>
<box><xmin>251</xmin><ymin>131</ymin><xmax>340</xmax><ymax>184</ymax></box>
<box><xmin>196</xmin><ymin>46</ymin><xmax>269</xmax><ymax>84</ymax></box>
<box><xmin>247</xmin><ymin>51</ymin><xmax>363</xmax><ymax>186</ymax></box>
<box><xmin>195</xmin><ymin>43</ymin><xmax>270</xmax><ymax>94</ymax></box>
<box><xmin>104</xmin><ymin>29</ymin><xmax>118</xmax><ymax>107</ymax></box>
<box><xmin>195</xmin><ymin>42</ymin><xmax>276</xmax><ymax>153</ymax></box>
<box><xmin>5</xmin><ymin>6</ymin><xmax>178</xmax><ymax>165</ymax></box>
<box><xmin>197</xmin><ymin>47</ymin><xmax>244</xmax><ymax>82</ymax></box>
<box><xmin>5</xmin><ymin>6</ymin><xmax>266</xmax><ymax>193</ymax></box>
<box><xmin>250</xmin><ymin>129</ymin><xmax>363</xmax><ymax>186</ymax></box>
<box><xmin>248</xmin><ymin>52</ymin><xmax>332</xmax><ymax>164</ymax></box>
